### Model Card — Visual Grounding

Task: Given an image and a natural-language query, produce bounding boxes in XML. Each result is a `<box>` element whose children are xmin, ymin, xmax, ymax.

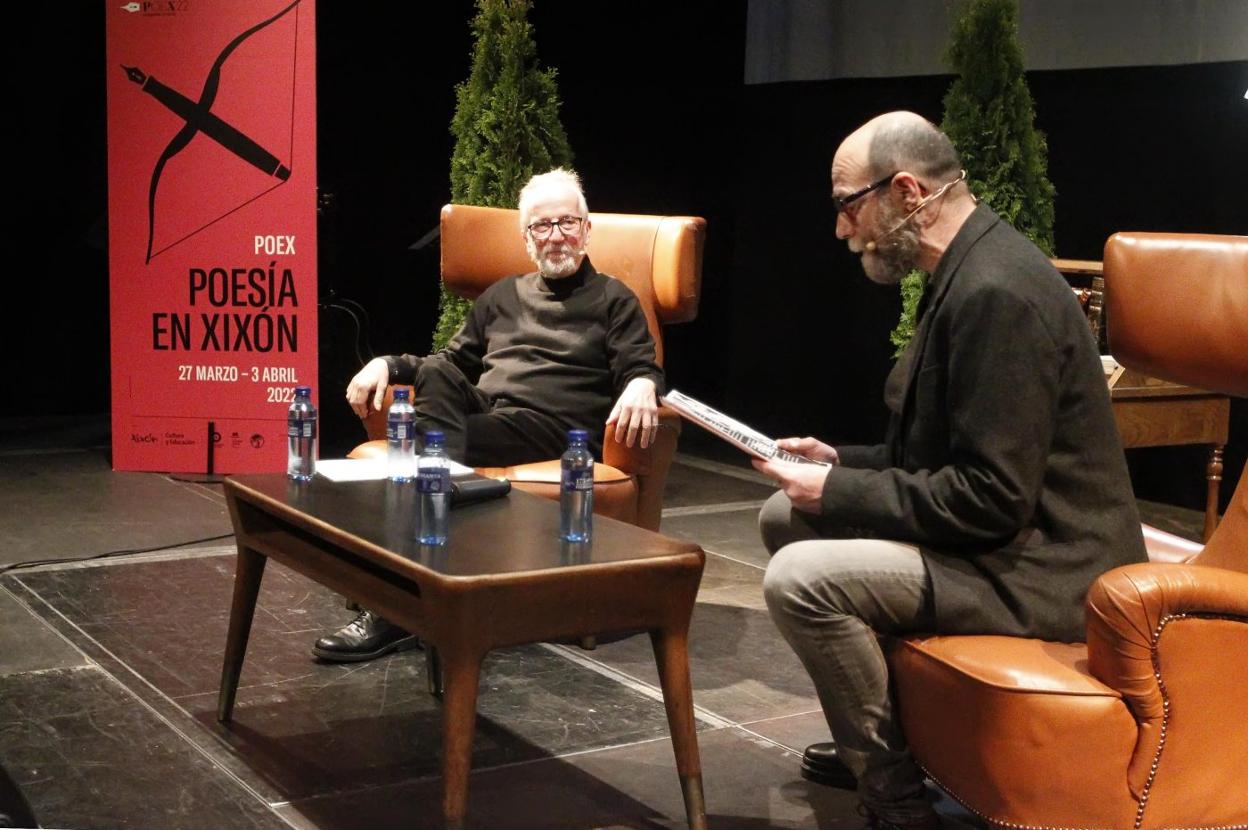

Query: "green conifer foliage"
<box><xmin>432</xmin><ymin>0</ymin><xmax>574</xmax><ymax>351</ymax></box>
<box><xmin>890</xmin><ymin>0</ymin><xmax>1056</xmax><ymax>355</ymax></box>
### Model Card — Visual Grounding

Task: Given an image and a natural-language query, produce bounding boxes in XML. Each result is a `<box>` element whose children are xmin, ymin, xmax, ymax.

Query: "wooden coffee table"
<box><xmin>217</xmin><ymin>474</ymin><xmax>707</xmax><ymax>829</ymax></box>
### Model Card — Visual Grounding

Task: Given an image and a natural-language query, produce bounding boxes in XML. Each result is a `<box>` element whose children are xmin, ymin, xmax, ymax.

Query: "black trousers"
<box><xmin>412</xmin><ymin>358</ymin><xmax>572</xmax><ymax>466</ymax></box>
<box><xmin>342</xmin><ymin>360</ymin><xmax>594</xmax><ymax>623</ymax></box>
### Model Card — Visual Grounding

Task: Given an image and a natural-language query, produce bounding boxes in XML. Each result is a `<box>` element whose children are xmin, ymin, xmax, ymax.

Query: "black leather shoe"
<box><xmin>312</xmin><ymin>610</ymin><xmax>420</xmax><ymax>663</ymax></box>
<box><xmin>801</xmin><ymin>742</ymin><xmax>858</xmax><ymax>790</ymax></box>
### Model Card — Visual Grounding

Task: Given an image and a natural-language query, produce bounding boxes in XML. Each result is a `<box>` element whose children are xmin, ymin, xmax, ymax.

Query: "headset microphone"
<box><xmin>861</xmin><ymin>169</ymin><xmax>967</xmax><ymax>255</ymax></box>
<box><xmin>864</xmin><ymin>213</ymin><xmax>913</xmax><ymax>253</ymax></box>
<box><xmin>864</xmin><ymin>225</ymin><xmax>900</xmax><ymax>254</ymax></box>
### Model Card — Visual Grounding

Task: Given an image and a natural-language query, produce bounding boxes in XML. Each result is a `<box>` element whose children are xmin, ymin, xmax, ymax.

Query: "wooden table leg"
<box><xmin>440</xmin><ymin>647</ymin><xmax>484</xmax><ymax>829</ymax></box>
<box><xmin>1204</xmin><ymin>445</ymin><xmax>1225</xmax><ymax>542</ymax></box>
<box><xmin>650</xmin><ymin>628</ymin><xmax>707</xmax><ymax>830</ymax></box>
<box><xmin>427</xmin><ymin>645</ymin><xmax>444</xmax><ymax>698</ymax></box>
<box><xmin>217</xmin><ymin>546</ymin><xmax>266</xmax><ymax>722</ymax></box>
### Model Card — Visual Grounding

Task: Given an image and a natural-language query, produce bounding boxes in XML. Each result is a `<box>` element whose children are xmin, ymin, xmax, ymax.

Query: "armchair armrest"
<box><xmin>1085</xmin><ymin>563</ymin><xmax>1248</xmax><ymax>795</ymax></box>
<box><xmin>602</xmin><ymin>406</ymin><xmax>681</xmax><ymax>532</ymax></box>
<box><xmin>601</xmin><ymin>406</ymin><xmax>682</xmax><ymax>476</ymax></box>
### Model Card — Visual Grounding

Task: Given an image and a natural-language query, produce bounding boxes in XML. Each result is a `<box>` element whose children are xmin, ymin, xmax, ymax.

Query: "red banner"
<box><xmin>106</xmin><ymin>0</ymin><xmax>317</xmax><ymax>473</ymax></box>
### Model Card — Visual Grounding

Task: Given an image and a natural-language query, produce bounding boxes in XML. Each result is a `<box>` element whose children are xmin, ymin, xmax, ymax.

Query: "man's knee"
<box><xmin>759</xmin><ymin>490</ymin><xmax>795</xmax><ymax>554</ymax></box>
<box><xmin>763</xmin><ymin>544</ymin><xmax>816</xmax><ymax>624</ymax></box>
<box><xmin>414</xmin><ymin>358</ymin><xmax>460</xmax><ymax>390</ymax></box>
<box><xmin>765</xmin><ymin>540</ymin><xmax>880</xmax><ymax>623</ymax></box>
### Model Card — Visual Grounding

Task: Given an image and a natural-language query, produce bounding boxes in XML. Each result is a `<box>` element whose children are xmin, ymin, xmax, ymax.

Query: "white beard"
<box><xmin>529</xmin><ymin>240</ymin><xmax>584</xmax><ymax>278</ymax></box>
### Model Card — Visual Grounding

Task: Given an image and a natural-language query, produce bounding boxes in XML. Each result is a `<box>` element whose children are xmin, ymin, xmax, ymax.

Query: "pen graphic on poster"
<box><xmin>122</xmin><ymin>0</ymin><xmax>301</xmax><ymax>264</ymax></box>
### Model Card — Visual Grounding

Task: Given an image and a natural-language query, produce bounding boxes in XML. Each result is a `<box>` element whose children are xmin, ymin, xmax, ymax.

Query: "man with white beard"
<box><xmin>754</xmin><ymin>112</ymin><xmax>1145</xmax><ymax>828</ymax></box>
<box><xmin>314</xmin><ymin>168</ymin><xmax>663</xmax><ymax>662</ymax></box>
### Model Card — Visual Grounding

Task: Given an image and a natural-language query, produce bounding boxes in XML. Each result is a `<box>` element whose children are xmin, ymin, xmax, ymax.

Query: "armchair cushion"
<box><xmin>475</xmin><ymin>461</ymin><xmax>639</xmax><ymax>527</ymax></box>
<box><xmin>889</xmin><ymin>635</ymin><xmax>1137</xmax><ymax>827</ymax></box>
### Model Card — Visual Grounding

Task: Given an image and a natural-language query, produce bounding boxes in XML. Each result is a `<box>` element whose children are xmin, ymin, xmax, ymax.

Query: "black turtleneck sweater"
<box><xmin>386</xmin><ymin>258</ymin><xmax>664</xmax><ymax>436</ymax></box>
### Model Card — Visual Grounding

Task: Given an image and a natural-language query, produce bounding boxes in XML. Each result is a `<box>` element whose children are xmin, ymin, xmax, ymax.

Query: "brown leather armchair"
<box><xmin>348</xmin><ymin>203</ymin><xmax>705</xmax><ymax>532</ymax></box>
<box><xmin>886</xmin><ymin>233</ymin><xmax>1248</xmax><ymax>829</ymax></box>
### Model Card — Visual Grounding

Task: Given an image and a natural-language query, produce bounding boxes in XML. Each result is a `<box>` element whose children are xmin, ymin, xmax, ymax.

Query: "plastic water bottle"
<box><xmin>286</xmin><ymin>386</ymin><xmax>317</xmax><ymax>481</ymax></box>
<box><xmin>560</xmin><ymin>429</ymin><xmax>594</xmax><ymax>542</ymax></box>
<box><xmin>416</xmin><ymin>430</ymin><xmax>451</xmax><ymax>545</ymax></box>
<box><xmin>386</xmin><ymin>388</ymin><xmax>417</xmax><ymax>482</ymax></box>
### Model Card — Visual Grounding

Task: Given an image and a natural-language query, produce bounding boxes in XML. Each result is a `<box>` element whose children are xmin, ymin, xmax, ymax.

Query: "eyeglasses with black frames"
<box><xmin>831</xmin><ymin>173</ymin><xmax>896</xmax><ymax>215</ymax></box>
<box><xmin>527</xmin><ymin>215</ymin><xmax>585</xmax><ymax>240</ymax></box>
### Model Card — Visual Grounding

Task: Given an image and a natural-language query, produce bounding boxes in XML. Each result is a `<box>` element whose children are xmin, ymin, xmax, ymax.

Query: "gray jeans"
<box><xmin>760</xmin><ymin>490</ymin><xmax>936</xmax><ymax>823</ymax></box>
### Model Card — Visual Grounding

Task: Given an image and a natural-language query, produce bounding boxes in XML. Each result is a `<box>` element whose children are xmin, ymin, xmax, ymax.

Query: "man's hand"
<box><xmin>606</xmin><ymin>377</ymin><xmax>658</xmax><ymax>448</ymax></box>
<box><xmin>752</xmin><ymin>456</ymin><xmax>832</xmax><ymax>514</ymax></box>
<box><xmin>775</xmin><ymin>436</ymin><xmax>840</xmax><ymax>465</ymax></box>
<box><xmin>345</xmin><ymin>358</ymin><xmax>390</xmax><ymax>418</ymax></box>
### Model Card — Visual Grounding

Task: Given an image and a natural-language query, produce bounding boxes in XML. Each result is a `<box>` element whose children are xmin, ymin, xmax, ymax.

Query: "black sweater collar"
<box><xmin>537</xmin><ymin>256</ymin><xmax>596</xmax><ymax>296</ymax></box>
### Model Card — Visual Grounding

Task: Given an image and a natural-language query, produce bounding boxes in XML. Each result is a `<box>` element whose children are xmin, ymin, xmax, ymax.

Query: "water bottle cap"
<box><xmin>424</xmin><ymin>430</ymin><xmax>445</xmax><ymax>445</ymax></box>
<box><xmin>294</xmin><ymin>386</ymin><xmax>312</xmax><ymax>396</ymax></box>
<box><xmin>568</xmin><ymin>429</ymin><xmax>589</xmax><ymax>442</ymax></box>
<box><xmin>392</xmin><ymin>388</ymin><xmax>410</xmax><ymax>401</ymax></box>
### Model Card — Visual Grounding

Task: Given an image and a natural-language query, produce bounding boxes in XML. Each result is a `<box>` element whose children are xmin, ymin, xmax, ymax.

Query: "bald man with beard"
<box><xmin>754</xmin><ymin>112</ymin><xmax>1145</xmax><ymax>828</ymax></box>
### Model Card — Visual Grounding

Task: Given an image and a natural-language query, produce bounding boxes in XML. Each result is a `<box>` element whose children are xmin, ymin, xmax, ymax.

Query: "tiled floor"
<box><xmin>0</xmin><ymin>442</ymin><xmax>1203</xmax><ymax>829</ymax></box>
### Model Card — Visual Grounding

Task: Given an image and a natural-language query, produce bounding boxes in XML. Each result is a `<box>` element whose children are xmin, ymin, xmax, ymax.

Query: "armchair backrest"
<box><xmin>1103</xmin><ymin>233</ymin><xmax>1248</xmax><ymax>396</ymax></box>
<box><xmin>440</xmin><ymin>204</ymin><xmax>706</xmax><ymax>366</ymax></box>
<box><xmin>1104</xmin><ymin>231</ymin><xmax>1248</xmax><ymax>573</ymax></box>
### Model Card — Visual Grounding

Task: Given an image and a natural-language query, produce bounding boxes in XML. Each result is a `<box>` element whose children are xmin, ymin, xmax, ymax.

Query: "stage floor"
<box><xmin>0</xmin><ymin>435</ymin><xmax>1199</xmax><ymax>829</ymax></box>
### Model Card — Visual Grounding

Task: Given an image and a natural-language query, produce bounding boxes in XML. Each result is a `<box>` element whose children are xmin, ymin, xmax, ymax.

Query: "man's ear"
<box><xmin>582</xmin><ymin>218</ymin><xmax>592</xmax><ymax>248</ymax></box>
<box><xmin>891</xmin><ymin>171</ymin><xmax>924</xmax><ymax>209</ymax></box>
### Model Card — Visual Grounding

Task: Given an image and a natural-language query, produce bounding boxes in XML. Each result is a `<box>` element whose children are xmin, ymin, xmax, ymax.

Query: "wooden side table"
<box><xmin>1109</xmin><ymin>369</ymin><xmax>1230</xmax><ymax>542</ymax></box>
<box><xmin>1052</xmin><ymin>257</ymin><xmax>1105</xmax><ymax>345</ymax></box>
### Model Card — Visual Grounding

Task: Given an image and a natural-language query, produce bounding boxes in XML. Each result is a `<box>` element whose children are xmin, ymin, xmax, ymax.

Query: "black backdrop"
<box><xmin>7</xmin><ymin>3</ymin><xmax>1245</xmax><ymax>509</ymax></box>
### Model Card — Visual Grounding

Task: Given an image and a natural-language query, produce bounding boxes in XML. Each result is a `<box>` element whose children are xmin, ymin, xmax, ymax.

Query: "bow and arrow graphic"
<box><xmin>122</xmin><ymin>0</ymin><xmax>301</xmax><ymax>264</ymax></box>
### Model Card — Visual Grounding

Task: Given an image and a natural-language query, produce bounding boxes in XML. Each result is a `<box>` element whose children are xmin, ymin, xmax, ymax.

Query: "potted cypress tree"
<box><xmin>432</xmin><ymin>0</ymin><xmax>574</xmax><ymax>350</ymax></box>
<box><xmin>890</xmin><ymin>0</ymin><xmax>1056</xmax><ymax>354</ymax></box>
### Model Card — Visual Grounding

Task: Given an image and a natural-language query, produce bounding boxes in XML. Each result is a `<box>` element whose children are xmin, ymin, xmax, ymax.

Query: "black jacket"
<box><xmin>826</xmin><ymin>205</ymin><xmax>1146</xmax><ymax>642</ymax></box>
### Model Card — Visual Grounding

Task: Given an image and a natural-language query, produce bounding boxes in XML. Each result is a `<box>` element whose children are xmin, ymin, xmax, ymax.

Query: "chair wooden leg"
<box><xmin>1205</xmin><ymin>444</ymin><xmax>1224</xmax><ymax>542</ymax></box>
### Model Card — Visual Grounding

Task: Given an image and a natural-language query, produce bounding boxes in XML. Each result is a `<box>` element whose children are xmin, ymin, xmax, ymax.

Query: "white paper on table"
<box><xmin>1101</xmin><ymin>354</ymin><xmax>1127</xmax><ymax>388</ymax></box>
<box><xmin>315</xmin><ymin>457</ymin><xmax>475</xmax><ymax>482</ymax></box>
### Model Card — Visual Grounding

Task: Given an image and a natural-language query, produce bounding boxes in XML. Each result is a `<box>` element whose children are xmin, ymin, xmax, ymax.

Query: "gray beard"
<box><xmin>862</xmin><ymin>201</ymin><xmax>922</xmax><ymax>285</ymax></box>
<box><xmin>529</xmin><ymin>242</ymin><xmax>583</xmax><ymax>278</ymax></box>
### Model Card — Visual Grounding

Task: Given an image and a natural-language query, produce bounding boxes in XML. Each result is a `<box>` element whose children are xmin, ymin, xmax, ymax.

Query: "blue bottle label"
<box><xmin>418</xmin><ymin>468</ymin><xmax>449</xmax><ymax>493</ymax></box>
<box><xmin>562</xmin><ymin>468</ymin><xmax>593</xmax><ymax>492</ymax></box>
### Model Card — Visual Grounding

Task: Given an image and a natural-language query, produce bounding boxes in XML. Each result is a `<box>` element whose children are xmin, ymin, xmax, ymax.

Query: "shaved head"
<box><xmin>847</xmin><ymin>111</ymin><xmax>962</xmax><ymax>185</ymax></box>
<box><xmin>832</xmin><ymin>111</ymin><xmax>974</xmax><ymax>279</ymax></box>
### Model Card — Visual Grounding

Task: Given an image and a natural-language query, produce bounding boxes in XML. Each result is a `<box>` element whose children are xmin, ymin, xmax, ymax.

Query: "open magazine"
<box><xmin>661</xmin><ymin>389</ymin><xmax>830</xmax><ymax>466</ymax></box>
